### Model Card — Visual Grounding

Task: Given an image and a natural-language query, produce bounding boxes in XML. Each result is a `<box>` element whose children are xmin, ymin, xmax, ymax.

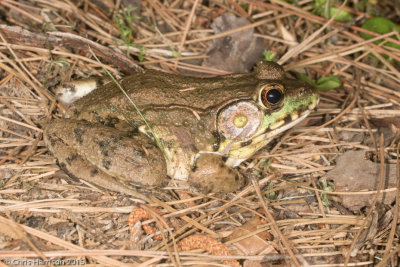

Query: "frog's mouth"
<box><xmin>258</xmin><ymin>108</ymin><xmax>313</xmax><ymax>143</ymax></box>
<box><xmin>223</xmin><ymin>109</ymin><xmax>312</xmax><ymax>167</ymax></box>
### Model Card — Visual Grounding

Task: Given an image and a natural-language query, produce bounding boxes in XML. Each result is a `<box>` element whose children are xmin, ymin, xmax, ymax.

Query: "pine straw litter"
<box><xmin>0</xmin><ymin>0</ymin><xmax>399</xmax><ymax>266</ymax></box>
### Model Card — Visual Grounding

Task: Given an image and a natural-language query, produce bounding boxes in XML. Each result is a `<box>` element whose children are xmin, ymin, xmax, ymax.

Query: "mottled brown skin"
<box><xmin>46</xmin><ymin>120</ymin><xmax>166</xmax><ymax>186</ymax></box>
<box><xmin>44</xmin><ymin>62</ymin><xmax>316</xmax><ymax>196</ymax></box>
<box><xmin>65</xmin><ymin>71</ymin><xmax>259</xmax><ymax>153</ymax></box>
<box><xmin>65</xmin><ymin>67</ymin><xmax>313</xmax><ymax>152</ymax></box>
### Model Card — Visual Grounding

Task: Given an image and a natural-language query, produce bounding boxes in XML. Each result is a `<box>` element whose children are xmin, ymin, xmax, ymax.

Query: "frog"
<box><xmin>44</xmin><ymin>61</ymin><xmax>319</xmax><ymax>199</ymax></box>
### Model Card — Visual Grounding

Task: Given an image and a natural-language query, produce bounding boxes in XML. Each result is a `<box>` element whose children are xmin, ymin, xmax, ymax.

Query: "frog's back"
<box><xmin>67</xmin><ymin>70</ymin><xmax>257</xmax><ymax>120</ymax></box>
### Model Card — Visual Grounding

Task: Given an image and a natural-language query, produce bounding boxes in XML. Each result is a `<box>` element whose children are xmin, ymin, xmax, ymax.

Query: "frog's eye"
<box><xmin>260</xmin><ymin>84</ymin><xmax>285</xmax><ymax>108</ymax></box>
<box><xmin>217</xmin><ymin>101</ymin><xmax>262</xmax><ymax>141</ymax></box>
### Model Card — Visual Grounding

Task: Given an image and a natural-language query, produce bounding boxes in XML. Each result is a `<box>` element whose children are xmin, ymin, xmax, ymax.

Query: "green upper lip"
<box><xmin>258</xmin><ymin>92</ymin><xmax>319</xmax><ymax>134</ymax></box>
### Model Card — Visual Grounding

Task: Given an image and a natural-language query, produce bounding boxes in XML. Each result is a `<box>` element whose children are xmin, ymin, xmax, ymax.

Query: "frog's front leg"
<box><xmin>44</xmin><ymin>119</ymin><xmax>168</xmax><ymax>196</ymax></box>
<box><xmin>189</xmin><ymin>153</ymin><xmax>247</xmax><ymax>193</ymax></box>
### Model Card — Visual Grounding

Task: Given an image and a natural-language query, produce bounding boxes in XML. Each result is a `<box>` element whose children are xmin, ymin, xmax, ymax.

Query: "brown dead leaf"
<box><xmin>324</xmin><ymin>151</ymin><xmax>397</xmax><ymax>211</ymax></box>
<box><xmin>202</xmin><ymin>13</ymin><xmax>265</xmax><ymax>73</ymax></box>
<box><xmin>228</xmin><ymin>216</ymin><xmax>276</xmax><ymax>267</ymax></box>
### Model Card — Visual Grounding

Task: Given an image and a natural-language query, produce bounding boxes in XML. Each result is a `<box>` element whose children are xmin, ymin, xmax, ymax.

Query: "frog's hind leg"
<box><xmin>44</xmin><ymin>119</ymin><xmax>167</xmax><ymax>200</ymax></box>
<box><xmin>48</xmin><ymin>140</ymin><xmax>149</xmax><ymax>200</ymax></box>
<box><xmin>54</xmin><ymin>78</ymin><xmax>111</xmax><ymax>105</ymax></box>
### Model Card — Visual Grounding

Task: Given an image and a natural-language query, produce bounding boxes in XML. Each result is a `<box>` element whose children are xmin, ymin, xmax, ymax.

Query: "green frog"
<box><xmin>44</xmin><ymin>61</ymin><xmax>319</xmax><ymax>199</ymax></box>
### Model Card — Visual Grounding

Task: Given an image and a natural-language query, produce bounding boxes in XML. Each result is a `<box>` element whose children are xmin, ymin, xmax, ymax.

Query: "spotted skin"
<box><xmin>45</xmin><ymin>61</ymin><xmax>318</xmax><ymax>196</ymax></box>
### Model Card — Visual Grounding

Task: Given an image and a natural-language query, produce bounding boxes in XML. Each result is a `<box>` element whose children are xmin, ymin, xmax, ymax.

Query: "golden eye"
<box><xmin>260</xmin><ymin>85</ymin><xmax>284</xmax><ymax>107</ymax></box>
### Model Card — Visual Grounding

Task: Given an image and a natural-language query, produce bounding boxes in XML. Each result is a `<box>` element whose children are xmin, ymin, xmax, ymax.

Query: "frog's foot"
<box><xmin>44</xmin><ymin>119</ymin><xmax>167</xmax><ymax>200</ymax></box>
<box><xmin>189</xmin><ymin>153</ymin><xmax>247</xmax><ymax>193</ymax></box>
<box><xmin>54</xmin><ymin>78</ymin><xmax>110</xmax><ymax>105</ymax></box>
